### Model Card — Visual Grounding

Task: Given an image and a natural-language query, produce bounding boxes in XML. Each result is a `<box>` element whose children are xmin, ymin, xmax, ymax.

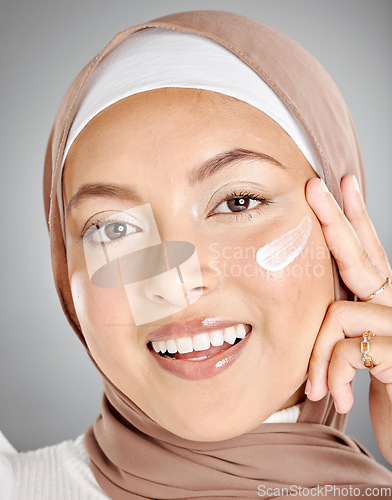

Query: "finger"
<box><xmin>305</xmin><ymin>178</ymin><xmax>392</xmax><ymax>306</ymax></box>
<box><xmin>328</xmin><ymin>335</ymin><xmax>392</xmax><ymax>413</ymax></box>
<box><xmin>306</xmin><ymin>300</ymin><xmax>392</xmax><ymax>402</ymax></box>
<box><xmin>341</xmin><ymin>175</ymin><xmax>392</xmax><ymax>278</ymax></box>
<box><xmin>327</xmin><ymin>337</ymin><xmax>357</xmax><ymax>413</ymax></box>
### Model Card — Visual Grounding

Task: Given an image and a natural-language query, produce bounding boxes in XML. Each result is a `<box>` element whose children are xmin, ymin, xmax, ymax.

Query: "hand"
<box><xmin>304</xmin><ymin>174</ymin><xmax>392</xmax><ymax>465</ymax></box>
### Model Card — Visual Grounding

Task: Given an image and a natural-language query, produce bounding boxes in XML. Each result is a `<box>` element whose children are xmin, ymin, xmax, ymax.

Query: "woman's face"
<box><xmin>64</xmin><ymin>88</ymin><xmax>334</xmax><ymax>441</ymax></box>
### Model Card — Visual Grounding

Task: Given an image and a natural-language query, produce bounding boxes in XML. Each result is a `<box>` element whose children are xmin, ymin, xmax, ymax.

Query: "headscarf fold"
<box><xmin>43</xmin><ymin>10</ymin><xmax>392</xmax><ymax>499</ymax></box>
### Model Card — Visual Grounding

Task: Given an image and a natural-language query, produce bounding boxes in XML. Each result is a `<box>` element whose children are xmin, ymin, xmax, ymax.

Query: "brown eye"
<box><xmin>214</xmin><ymin>196</ymin><xmax>263</xmax><ymax>214</ymax></box>
<box><xmin>226</xmin><ymin>197</ymin><xmax>250</xmax><ymax>212</ymax></box>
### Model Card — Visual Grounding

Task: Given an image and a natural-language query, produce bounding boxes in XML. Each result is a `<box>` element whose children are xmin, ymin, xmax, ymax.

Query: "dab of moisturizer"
<box><xmin>256</xmin><ymin>216</ymin><xmax>311</xmax><ymax>272</ymax></box>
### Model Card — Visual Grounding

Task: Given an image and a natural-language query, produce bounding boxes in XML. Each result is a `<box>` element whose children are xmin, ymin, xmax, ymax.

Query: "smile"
<box><xmin>147</xmin><ymin>320</ymin><xmax>252</xmax><ymax>380</ymax></box>
<box><xmin>151</xmin><ymin>324</ymin><xmax>248</xmax><ymax>358</ymax></box>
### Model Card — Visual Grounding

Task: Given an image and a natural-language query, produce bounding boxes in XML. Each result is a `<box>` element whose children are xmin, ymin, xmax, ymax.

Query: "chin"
<box><xmin>150</xmin><ymin>387</ymin><xmax>276</xmax><ymax>442</ymax></box>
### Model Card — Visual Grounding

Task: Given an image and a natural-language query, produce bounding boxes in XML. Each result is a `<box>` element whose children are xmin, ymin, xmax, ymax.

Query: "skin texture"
<box><xmin>63</xmin><ymin>88</ymin><xmax>335</xmax><ymax>441</ymax></box>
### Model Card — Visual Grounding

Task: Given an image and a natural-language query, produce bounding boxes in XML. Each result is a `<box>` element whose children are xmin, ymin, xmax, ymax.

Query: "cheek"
<box><xmin>205</xmin><ymin>224</ymin><xmax>333</xmax><ymax>408</ymax></box>
<box><xmin>207</xmin><ymin>219</ymin><xmax>333</xmax><ymax>346</ymax></box>
<box><xmin>260</xmin><ymin>229</ymin><xmax>333</xmax><ymax>333</ymax></box>
<box><xmin>68</xmin><ymin>260</ymin><xmax>152</xmax><ymax>402</ymax></box>
<box><xmin>254</xmin><ymin>224</ymin><xmax>333</xmax><ymax>373</ymax></box>
<box><xmin>207</xmin><ymin>222</ymin><xmax>332</xmax><ymax>297</ymax></box>
<box><xmin>69</xmin><ymin>268</ymin><xmax>134</xmax><ymax>341</ymax></box>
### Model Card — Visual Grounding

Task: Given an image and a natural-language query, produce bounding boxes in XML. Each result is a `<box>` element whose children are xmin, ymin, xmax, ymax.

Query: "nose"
<box><xmin>145</xmin><ymin>272</ymin><xmax>203</xmax><ymax>307</ymax></box>
<box><xmin>122</xmin><ymin>240</ymin><xmax>218</xmax><ymax>325</ymax></box>
<box><xmin>88</xmin><ymin>237</ymin><xmax>220</xmax><ymax>326</ymax></box>
<box><xmin>142</xmin><ymin>241</ymin><xmax>204</xmax><ymax>307</ymax></box>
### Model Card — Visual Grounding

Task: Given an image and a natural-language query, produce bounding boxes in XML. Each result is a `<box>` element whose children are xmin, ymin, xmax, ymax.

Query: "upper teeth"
<box><xmin>151</xmin><ymin>324</ymin><xmax>247</xmax><ymax>355</ymax></box>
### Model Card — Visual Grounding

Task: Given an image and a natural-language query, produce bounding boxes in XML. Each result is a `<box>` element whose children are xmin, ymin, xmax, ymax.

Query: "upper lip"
<box><xmin>146</xmin><ymin>317</ymin><xmax>248</xmax><ymax>343</ymax></box>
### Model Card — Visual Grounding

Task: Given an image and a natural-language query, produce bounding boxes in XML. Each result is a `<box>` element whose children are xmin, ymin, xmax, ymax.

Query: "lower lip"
<box><xmin>148</xmin><ymin>329</ymin><xmax>252</xmax><ymax>380</ymax></box>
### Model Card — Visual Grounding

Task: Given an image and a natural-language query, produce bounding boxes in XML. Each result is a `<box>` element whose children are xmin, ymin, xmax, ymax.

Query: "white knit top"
<box><xmin>0</xmin><ymin>404</ymin><xmax>301</xmax><ymax>499</ymax></box>
<box><xmin>0</xmin><ymin>433</ymin><xmax>108</xmax><ymax>500</ymax></box>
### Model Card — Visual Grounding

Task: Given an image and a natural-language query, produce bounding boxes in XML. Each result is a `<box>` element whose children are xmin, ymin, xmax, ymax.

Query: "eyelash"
<box><xmin>82</xmin><ymin>218</ymin><xmax>139</xmax><ymax>244</ymax></box>
<box><xmin>81</xmin><ymin>190</ymin><xmax>272</xmax><ymax>243</ymax></box>
<box><xmin>210</xmin><ymin>189</ymin><xmax>273</xmax><ymax>218</ymax></box>
<box><xmin>83</xmin><ymin>222</ymin><xmax>103</xmax><ymax>242</ymax></box>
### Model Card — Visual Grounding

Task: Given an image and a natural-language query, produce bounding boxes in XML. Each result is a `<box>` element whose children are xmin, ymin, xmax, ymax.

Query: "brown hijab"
<box><xmin>43</xmin><ymin>10</ymin><xmax>392</xmax><ymax>499</ymax></box>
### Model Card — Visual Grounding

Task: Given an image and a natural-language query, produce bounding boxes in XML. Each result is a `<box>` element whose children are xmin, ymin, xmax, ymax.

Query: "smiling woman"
<box><xmin>3</xmin><ymin>9</ymin><xmax>392</xmax><ymax>500</ymax></box>
<box><xmin>63</xmin><ymin>87</ymin><xmax>330</xmax><ymax>429</ymax></box>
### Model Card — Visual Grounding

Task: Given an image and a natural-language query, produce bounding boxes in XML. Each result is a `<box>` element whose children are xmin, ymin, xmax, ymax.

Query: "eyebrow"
<box><xmin>67</xmin><ymin>148</ymin><xmax>285</xmax><ymax>214</ymax></box>
<box><xmin>66</xmin><ymin>183</ymin><xmax>143</xmax><ymax>214</ymax></box>
<box><xmin>188</xmin><ymin>148</ymin><xmax>286</xmax><ymax>184</ymax></box>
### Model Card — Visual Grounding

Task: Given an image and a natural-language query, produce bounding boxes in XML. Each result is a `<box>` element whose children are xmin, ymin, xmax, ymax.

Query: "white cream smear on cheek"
<box><xmin>256</xmin><ymin>216</ymin><xmax>312</xmax><ymax>272</ymax></box>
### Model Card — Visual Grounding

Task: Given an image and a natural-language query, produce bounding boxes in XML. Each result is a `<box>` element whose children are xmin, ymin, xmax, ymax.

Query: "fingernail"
<box><xmin>319</xmin><ymin>179</ymin><xmax>330</xmax><ymax>193</ymax></box>
<box><xmin>352</xmin><ymin>175</ymin><xmax>360</xmax><ymax>193</ymax></box>
<box><xmin>334</xmin><ymin>401</ymin><xmax>341</xmax><ymax>413</ymax></box>
<box><xmin>304</xmin><ymin>379</ymin><xmax>311</xmax><ymax>395</ymax></box>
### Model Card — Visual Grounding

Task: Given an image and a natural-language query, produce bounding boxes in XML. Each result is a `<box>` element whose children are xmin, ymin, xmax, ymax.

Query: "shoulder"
<box><xmin>0</xmin><ymin>431</ymin><xmax>16</xmax><ymax>500</ymax></box>
<box><xmin>0</xmin><ymin>432</ymin><xmax>109</xmax><ymax>500</ymax></box>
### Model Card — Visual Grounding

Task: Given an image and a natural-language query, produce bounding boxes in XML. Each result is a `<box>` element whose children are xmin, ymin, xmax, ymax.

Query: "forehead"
<box><xmin>63</xmin><ymin>88</ymin><xmax>310</xmax><ymax>200</ymax></box>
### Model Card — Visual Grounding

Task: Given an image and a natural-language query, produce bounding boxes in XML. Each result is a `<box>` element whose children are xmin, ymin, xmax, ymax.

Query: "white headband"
<box><xmin>59</xmin><ymin>27</ymin><xmax>323</xmax><ymax>221</ymax></box>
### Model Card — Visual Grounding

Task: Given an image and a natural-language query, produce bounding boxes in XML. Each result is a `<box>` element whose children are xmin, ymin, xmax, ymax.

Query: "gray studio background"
<box><xmin>1</xmin><ymin>0</ymin><xmax>391</xmax><ymax>471</ymax></box>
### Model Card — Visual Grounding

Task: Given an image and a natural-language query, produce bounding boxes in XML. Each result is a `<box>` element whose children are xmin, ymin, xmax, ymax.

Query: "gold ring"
<box><xmin>359</xmin><ymin>277</ymin><xmax>391</xmax><ymax>302</ymax></box>
<box><xmin>360</xmin><ymin>331</ymin><xmax>375</xmax><ymax>368</ymax></box>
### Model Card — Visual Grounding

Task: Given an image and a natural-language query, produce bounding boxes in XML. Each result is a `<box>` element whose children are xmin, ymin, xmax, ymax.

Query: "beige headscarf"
<box><xmin>43</xmin><ymin>10</ymin><xmax>392</xmax><ymax>499</ymax></box>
